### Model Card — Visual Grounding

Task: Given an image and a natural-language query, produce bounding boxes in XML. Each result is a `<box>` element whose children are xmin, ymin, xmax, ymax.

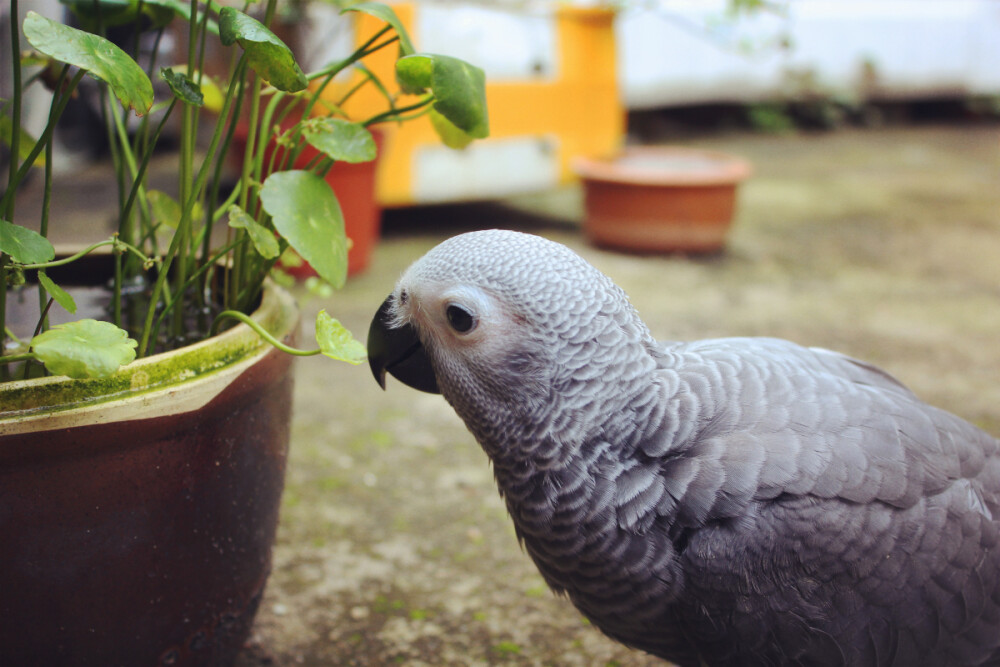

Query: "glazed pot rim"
<box><xmin>0</xmin><ymin>282</ymin><xmax>299</xmax><ymax>434</ymax></box>
<box><xmin>572</xmin><ymin>145</ymin><xmax>752</xmax><ymax>186</ymax></box>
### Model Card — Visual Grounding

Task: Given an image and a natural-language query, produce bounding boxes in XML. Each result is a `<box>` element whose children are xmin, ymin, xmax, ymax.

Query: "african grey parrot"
<box><xmin>366</xmin><ymin>229</ymin><xmax>1000</xmax><ymax>666</ymax></box>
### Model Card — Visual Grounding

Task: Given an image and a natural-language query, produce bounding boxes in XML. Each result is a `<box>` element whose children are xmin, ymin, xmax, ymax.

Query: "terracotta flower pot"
<box><xmin>573</xmin><ymin>146</ymin><xmax>752</xmax><ymax>253</ymax></box>
<box><xmin>0</xmin><ymin>280</ymin><xmax>299</xmax><ymax>666</ymax></box>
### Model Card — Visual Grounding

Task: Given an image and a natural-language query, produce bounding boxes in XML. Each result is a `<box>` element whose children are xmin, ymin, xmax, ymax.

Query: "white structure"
<box><xmin>617</xmin><ymin>0</ymin><xmax>1000</xmax><ymax>108</ymax></box>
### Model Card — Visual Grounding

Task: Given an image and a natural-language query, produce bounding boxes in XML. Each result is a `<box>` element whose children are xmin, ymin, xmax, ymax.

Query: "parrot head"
<box><xmin>367</xmin><ymin>229</ymin><xmax>661</xmax><ymax>450</ymax></box>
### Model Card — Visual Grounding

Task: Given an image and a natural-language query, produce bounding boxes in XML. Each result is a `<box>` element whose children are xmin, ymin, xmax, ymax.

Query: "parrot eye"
<box><xmin>446</xmin><ymin>304</ymin><xmax>477</xmax><ymax>333</ymax></box>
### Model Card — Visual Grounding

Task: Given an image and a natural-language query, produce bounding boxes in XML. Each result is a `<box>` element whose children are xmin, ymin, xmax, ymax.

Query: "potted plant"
<box><xmin>0</xmin><ymin>0</ymin><xmax>487</xmax><ymax>664</ymax></box>
<box><xmin>573</xmin><ymin>146</ymin><xmax>751</xmax><ymax>254</ymax></box>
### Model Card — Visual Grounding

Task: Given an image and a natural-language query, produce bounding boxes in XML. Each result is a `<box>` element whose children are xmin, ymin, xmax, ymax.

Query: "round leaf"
<box><xmin>301</xmin><ymin>119</ymin><xmax>377</xmax><ymax>164</ymax></box>
<box><xmin>31</xmin><ymin>319</ymin><xmax>138</xmax><ymax>379</ymax></box>
<box><xmin>396</xmin><ymin>54</ymin><xmax>488</xmax><ymax>139</ymax></box>
<box><xmin>0</xmin><ymin>218</ymin><xmax>55</xmax><ymax>264</ymax></box>
<box><xmin>260</xmin><ymin>171</ymin><xmax>347</xmax><ymax>288</ymax></box>
<box><xmin>428</xmin><ymin>108</ymin><xmax>474</xmax><ymax>149</ymax></box>
<box><xmin>23</xmin><ymin>11</ymin><xmax>154</xmax><ymax>116</ymax></box>
<box><xmin>219</xmin><ymin>7</ymin><xmax>307</xmax><ymax>93</ymax></box>
<box><xmin>316</xmin><ymin>310</ymin><xmax>366</xmax><ymax>365</ymax></box>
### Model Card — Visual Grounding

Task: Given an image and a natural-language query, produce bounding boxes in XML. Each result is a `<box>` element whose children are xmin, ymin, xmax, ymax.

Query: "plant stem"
<box><xmin>232</xmin><ymin>73</ymin><xmax>264</xmax><ymax>309</ymax></box>
<box><xmin>210</xmin><ymin>310</ymin><xmax>320</xmax><ymax>356</ymax></box>
<box><xmin>137</xmin><ymin>55</ymin><xmax>249</xmax><ymax>358</ymax></box>
<box><xmin>305</xmin><ymin>26</ymin><xmax>394</xmax><ymax>83</ymax></box>
<box><xmin>0</xmin><ymin>260</ymin><xmax>7</xmax><ymax>383</ymax></box>
<box><xmin>21</xmin><ymin>239</ymin><xmax>154</xmax><ymax>271</ymax></box>
<box><xmin>363</xmin><ymin>96</ymin><xmax>433</xmax><ymax>126</ymax></box>
<box><xmin>113</xmin><ymin>245</ymin><xmax>124</xmax><ymax>328</ymax></box>
<box><xmin>5</xmin><ymin>0</ymin><xmax>22</xmax><ymax>221</ymax></box>
<box><xmin>203</xmin><ymin>45</ymin><xmax>245</xmax><ymax>273</ymax></box>
<box><xmin>150</xmin><ymin>236</ymin><xmax>244</xmax><ymax>340</ymax></box>
<box><xmin>37</xmin><ymin>83</ymin><xmax>58</xmax><ymax>335</ymax></box>
<box><xmin>118</xmin><ymin>98</ymin><xmax>177</xmax><ymax>242</ymax></box>
<box><xmin>0</xmin><ymin>353</ymin><xmax>36</xmax><ymax>367</ymax></box>
<box><xmin>0</xmin><ymin>0</ymin><xmax>16</xmax><ymax>371</ymax></box>
<box><xmin>0</xmin><ymin>69</ymin><xmax>86</xmax><ymax>217</ymax></box>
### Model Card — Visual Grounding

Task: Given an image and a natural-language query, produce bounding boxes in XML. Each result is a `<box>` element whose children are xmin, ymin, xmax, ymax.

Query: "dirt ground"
<box><xmin>221</xmin><ymin>122</ymin><xmax>1000</xmax><ymax>666</ymax></box>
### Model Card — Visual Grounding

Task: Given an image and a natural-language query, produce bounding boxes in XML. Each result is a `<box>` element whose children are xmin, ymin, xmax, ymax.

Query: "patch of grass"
<box><xmin>524</xmin><ymin>584</ymin><xmax>548</xmax><ymax>598</ymax></box>
<box><xmin>372</xmin><ymin>595</ymin><xmax>406</xmax><ymax>615</ymax></box>
<box><xmin>318</xmin><ymin>476</ymin><xmax>346</xmax><ymax>492</ymax></box>
<box><xmin>369</xmin><ymin>428</ymin><xmax>393</xmax><ymax>448</ymax></box>
<box><xmin>492</xmin><ymin>640</ymin><xmax>522</xmax><ymax>656</ymax></box>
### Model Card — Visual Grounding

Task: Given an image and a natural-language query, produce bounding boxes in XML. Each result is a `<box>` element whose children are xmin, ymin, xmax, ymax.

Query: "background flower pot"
<box><xmin>0</xmin><ymin>280</ymin><xmax>299</xmax><ymax>667</ymax></box>
<box><xmin>573</xmin><ymin>146</ymin><xmax>752</xmax><ymax>253</ymax></box>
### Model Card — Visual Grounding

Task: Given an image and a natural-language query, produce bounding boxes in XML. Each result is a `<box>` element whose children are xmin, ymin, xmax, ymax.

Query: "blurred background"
<box><xmin>4</xmin><ymin>1</ymin><xmax>1000</xmax><ymax>665</ymax></box>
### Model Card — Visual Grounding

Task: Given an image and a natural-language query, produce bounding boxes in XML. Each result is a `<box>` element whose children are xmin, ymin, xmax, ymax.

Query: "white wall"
<box><xmin>617</xmin><ymin>0</ymin><xmax>1000</xmax><ymax>109</ymax></box>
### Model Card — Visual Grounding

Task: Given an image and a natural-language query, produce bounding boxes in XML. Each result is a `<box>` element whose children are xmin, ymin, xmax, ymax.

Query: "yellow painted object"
<box><xmin>320</xmin><ymin>2</ymin><xmax>624</xmax><ymax>206</ymax></box>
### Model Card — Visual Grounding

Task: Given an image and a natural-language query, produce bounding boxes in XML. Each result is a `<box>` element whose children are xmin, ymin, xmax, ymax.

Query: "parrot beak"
<box><xmin>367</xmin><ymin>295</ymin><xmax>441</xmax><ymax>394</ymax></box>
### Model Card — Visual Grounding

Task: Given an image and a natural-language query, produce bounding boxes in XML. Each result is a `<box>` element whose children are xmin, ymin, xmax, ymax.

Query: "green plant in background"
<box><xmin>1</xmin><ymin>0</ymin><xmax>488</xmax><ymax>380</ymax></box>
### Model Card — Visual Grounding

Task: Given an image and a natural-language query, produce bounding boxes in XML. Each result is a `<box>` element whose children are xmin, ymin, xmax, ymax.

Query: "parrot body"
<box><xmin>367</xmin><ymin>230</ymin><xmax>1000</xmax><ymax>666</ymax></box>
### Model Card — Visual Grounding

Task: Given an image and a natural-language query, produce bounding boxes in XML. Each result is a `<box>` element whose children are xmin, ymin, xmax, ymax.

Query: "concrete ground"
<box><xmin>231</xmin><ymin>122</ymin><xmax>1000</xmax><ymax>666</ymax></box>
<box><xmin>16</xmin><ymin>120</ymin><xmax>1000</xmax><ymax>665</ymax></box>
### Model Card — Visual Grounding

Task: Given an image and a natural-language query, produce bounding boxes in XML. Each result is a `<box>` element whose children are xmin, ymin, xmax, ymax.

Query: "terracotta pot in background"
<box><xmin>0</xmin><ymin>281</ymin><xmax>299</xmax><ymax>667</ymax></box>
<box><xmin>573</xmin><ymin>146</ymin><xmax>752</xmax><ymax>254</ymax></box>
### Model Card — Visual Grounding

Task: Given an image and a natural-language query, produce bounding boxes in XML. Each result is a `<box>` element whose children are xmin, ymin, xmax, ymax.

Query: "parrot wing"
<box><xmin>615</xmin><ymin>337</ymin><xmax>1000</xmax><ymax>665</ymax></box>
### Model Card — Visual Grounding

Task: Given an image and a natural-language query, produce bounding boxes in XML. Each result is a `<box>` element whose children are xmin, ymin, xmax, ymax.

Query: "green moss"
<box><xmin>492</xmin><ymin>641</ymin><xmax>522</xmax><ymax>655</ymax></box>
<box><xmin>524</xmin><ymin>584</ymin><xmax>548</xmax><ymax>598</ymax></box>
<box><xmin>0</xmin><ymin>285</ymin><xmax>298</xmax><ymax>422</ymax></box>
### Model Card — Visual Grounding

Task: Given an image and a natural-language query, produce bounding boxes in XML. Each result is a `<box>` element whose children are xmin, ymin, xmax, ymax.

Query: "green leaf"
<box><xmin>31</xmin><ymin>319</ymin><xmax>137</xmax><ymax>379</ymax></box>
<box><xmin>428</xmin><ymin>108</ymin><xmax>474</xmax><ymax>149</ymax></box>
<box><xmin>23</xmin><ymin>11</ymin><xmax>154</xmax><ymax>116</ymax></box>
<box><xmin>147</xmin><ymin>190</ymin><xmax>182</xmax><ymax>229</ymax></box>
<box><xmin>228</xmin><ymin>205</ymin><xmax>280</xmax><ymax>259</ymax></box>
<box><xmin>259</xmin><ymin>171</ymin><xmax>347</xmax><ymax>289</ymax></box>
<box><xmin>160</xmin><ymin>67</ymin><xmax>204</xmax><ymax>106</ymax></box>
<box><xmin>394</xmin><ymin>52</ymin><xmax>432</xmax><ymax>95</ymax></box>
<box><xmin>0</xmin><ymin>114</ymin><xmax>45</xmax><ymax>168</ymax></box>
<box><xmin>166</xmin><ymin>65</ymin><xmax>224</xmax><ymax>112</ymax></box>
<box><xmin>219</xmin><ymin>7</ymin><xmax>307</xmax><ymax>93</ymax></box>
<box><xmin>316</xmin><ymin>310</ymin><xmax>366</xmax><ymax>364</ymax></box>
<box><xmin>342</xmin><ymin>2</ymin><xmax>415</xmax><ymax>56</ymax></box>
<box><xmin>301</xmin><ymin>118</ymin><xmax>377</xmax><ymax>164</ymax></box>
<box><xmin>0</xmin><ymin>218</ymin><xmax>55</xmax><ymax>264</ymax></box>
<box><xmin>396</xmin><ymin>54</ymin><xmax>488</xmax><ymax>139</ymax></box>
<box><xmin>37</xmin><ymin>271</ymin><xmax>77</xmax><ymax>314</ymax></box>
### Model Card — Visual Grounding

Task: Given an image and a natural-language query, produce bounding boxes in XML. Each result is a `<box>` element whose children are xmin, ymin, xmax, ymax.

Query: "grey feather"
<box><xmin>371</xmin><ymin>230</ymin><xmax>1000</xmax><ymax>666</ymax></box>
